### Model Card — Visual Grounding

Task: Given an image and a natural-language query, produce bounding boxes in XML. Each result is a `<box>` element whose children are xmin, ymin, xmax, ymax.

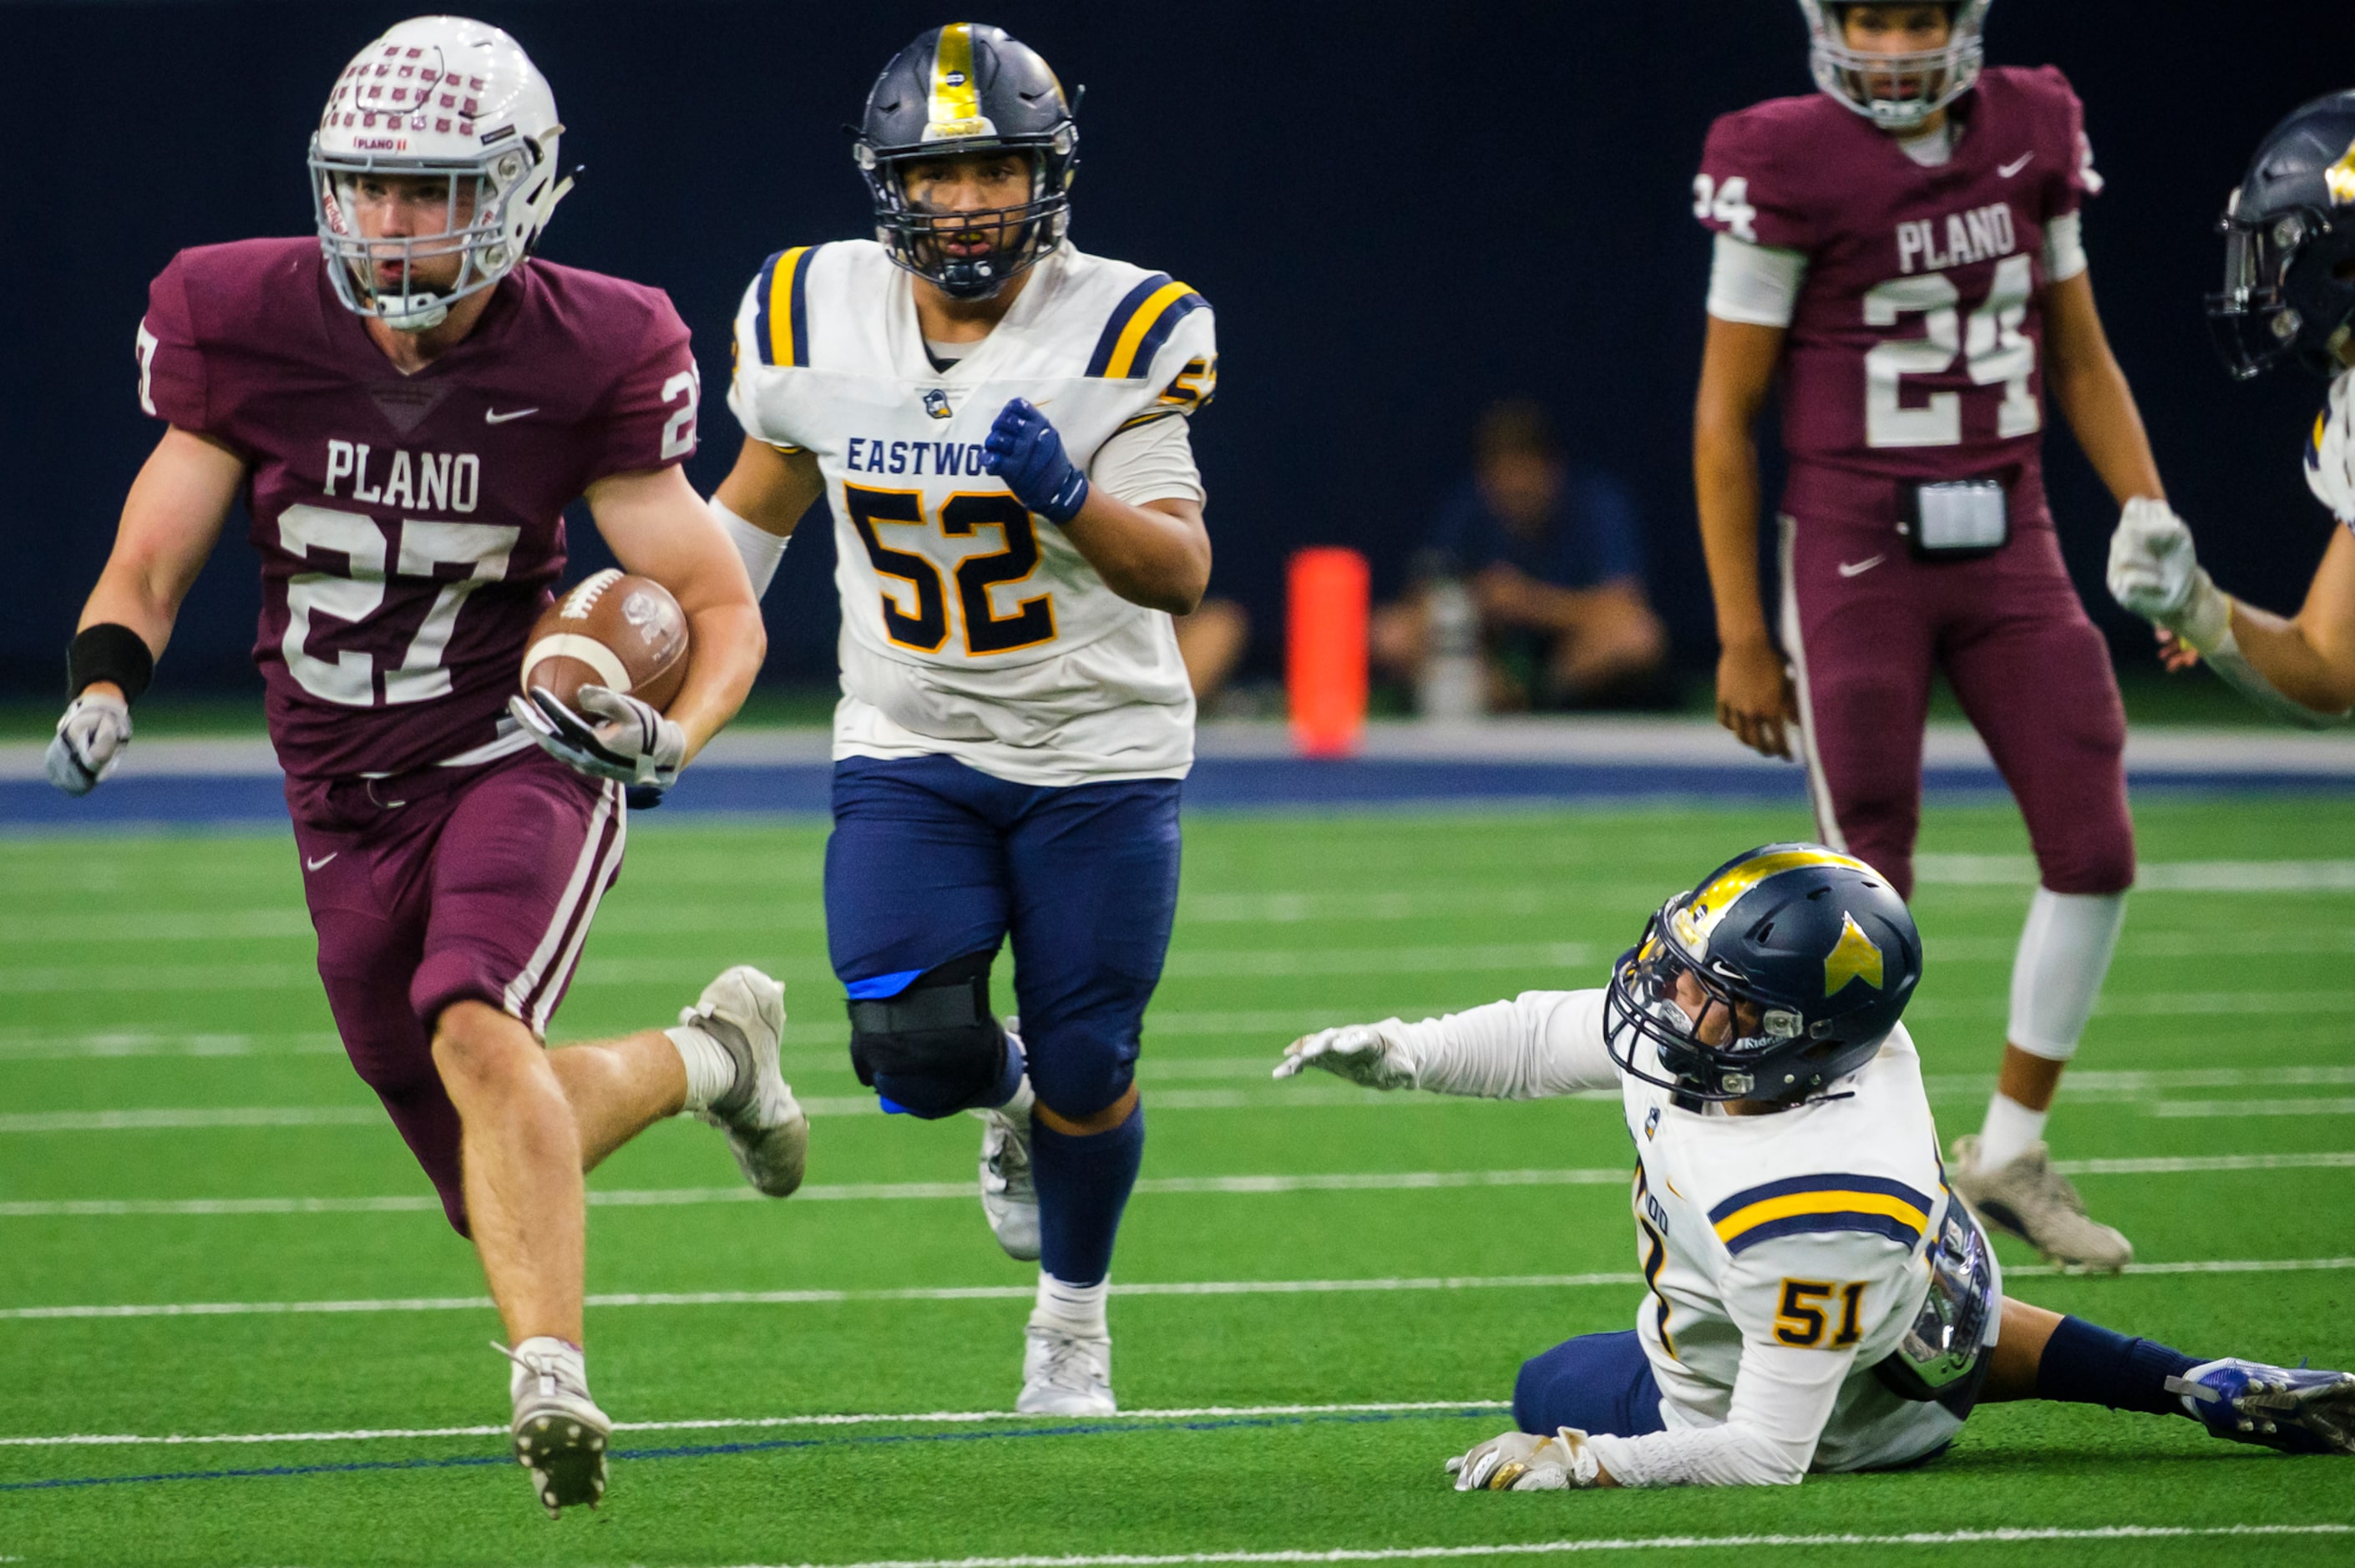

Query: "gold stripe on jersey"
<box><xmin>1102</xmin><ymin>281</ymin><xmax>1196</xmax><ymax>379</ymax></box>
<box><xmin>1709</xmin><ymin>1173</ymin><xmax>1933</xmax><ymax>1257</ymax></box>
<box><xmin>757</xmin><ymin>246</ymin><xmax>817</xmax><ymax>368</ymax></box>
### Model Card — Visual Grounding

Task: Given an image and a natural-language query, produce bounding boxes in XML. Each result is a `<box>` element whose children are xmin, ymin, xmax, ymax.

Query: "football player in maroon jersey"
<box><xmin>40</xmin><ymin>17</ymin><xmax>795</xmax><ymax>1516</ymax></box>
<box><xmin>1690</xmin><ymin>1</ymin><xmax>2165</xmax><ymax>1272</ymax></box>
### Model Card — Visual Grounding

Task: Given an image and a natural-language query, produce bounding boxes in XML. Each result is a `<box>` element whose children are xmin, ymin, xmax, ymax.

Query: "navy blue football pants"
<box><xmin>1513</xmin><ymin>1330</ymin><xmax>1669</xmax><ymax>1438</ymax></box>
<box><xmin>824</xmin><ymin>754</ymin><xmax>1182</xmax><ymax>1120</ymax></box>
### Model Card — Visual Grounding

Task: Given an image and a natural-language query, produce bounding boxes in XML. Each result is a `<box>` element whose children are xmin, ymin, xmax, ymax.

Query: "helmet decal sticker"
<box><xmin>1824</xmin><ymin>912</ymin><xmax>1887</xmax><ymax>995</ymax></box>
<box><xmin>2326</xmin><ymin>136</ymin><xmax>2355</xmax><ymax>207</ymax></box>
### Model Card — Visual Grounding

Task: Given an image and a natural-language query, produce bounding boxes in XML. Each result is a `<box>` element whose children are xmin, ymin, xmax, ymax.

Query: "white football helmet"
<box><xmin>1800</xmin><ymin>0</ymin><xmax>1989</xmax><ymax>131</ymax></box>
<box><xmin>308</xmin><ymin>16</ymin><xmax>573</xmax><ymax>331</ymax></box>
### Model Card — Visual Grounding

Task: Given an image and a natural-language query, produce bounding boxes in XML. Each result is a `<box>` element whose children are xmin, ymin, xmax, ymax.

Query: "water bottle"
<box><xmin>1419</xmin><ymin>569</ymin><xmax>1485</xmax><ymax>721</ymax></box>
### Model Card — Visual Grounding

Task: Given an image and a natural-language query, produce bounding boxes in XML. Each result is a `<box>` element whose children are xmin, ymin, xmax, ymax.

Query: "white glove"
<box><xmin>45</xmin><ymin>691</ymin><xmax>132</xmax><ymax>797</ymax></box>
<box><xmin>1272</xmin><ymin>1023</ymin><xmax>1416</xmax><ymax>1090</ymax></box>
<box><xmin>510</xmin><ymin>685</ymin><xmax>686</xmax><ymax>795</ymax></box>
<box><xmin>2107</xmin><ymin>497</ymin><xmax>2232</xmax><ymax>653</ymax></box>
<box><xmin>1446</xmin><ymin>1427</ymin><xmax>1605</xmax><ymax>1491</ymax></box>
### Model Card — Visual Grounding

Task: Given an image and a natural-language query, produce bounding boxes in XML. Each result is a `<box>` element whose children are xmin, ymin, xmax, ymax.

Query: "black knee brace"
<box><xmin>846</xmin><ymin>949</ymin><xmax>1007</xmax><ymax>1116</ymax></box>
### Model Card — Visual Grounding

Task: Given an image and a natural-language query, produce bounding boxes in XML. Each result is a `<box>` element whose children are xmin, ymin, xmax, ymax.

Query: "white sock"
<box><xmin>2006</xmin><ymin>888</ymin><xmax>2127</xmax><ymax>1060</ymax></box>
<box><xmin>1978</xmin><ymin>1094</ymin><xmax>2049</xmax><ymax>1170</ymax></box>
<box><xmin>1031</xmin><ymin>1272</ymin><xmax>1109</xmax><ymax>1338</ymax></box>
<box><xmin>666</xmin><ymin>1024</ymin><xmax>737</xmax><ymax>1114</ymax></box>
<box><xmin>506</xmin><ymin>1334</ymin><xmax>587</xmax><ymax>1399</ymax></box>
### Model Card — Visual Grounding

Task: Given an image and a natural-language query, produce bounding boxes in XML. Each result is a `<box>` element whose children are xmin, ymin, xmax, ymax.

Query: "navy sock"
<box><xmin>1031</xmin><ymin>1101</ymin><xmax>1144</xmax><ymax>1287</ymax></box>
<box><xmin>2035</xmin><ymin>1314</ymin><xmax>2202</xmax><ymax>1418</ymax></box>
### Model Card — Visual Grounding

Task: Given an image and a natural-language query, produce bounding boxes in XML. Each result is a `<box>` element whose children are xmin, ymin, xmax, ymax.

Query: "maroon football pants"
<box><xmin>284</xmin><ymin>747</ymin><xmax>625</xmax><ymax>1235</ymax></box>
<box><xmin>1777</xmin><ymin>514</ymin><xmax>2134</xmax><ymax>903</ymax></box>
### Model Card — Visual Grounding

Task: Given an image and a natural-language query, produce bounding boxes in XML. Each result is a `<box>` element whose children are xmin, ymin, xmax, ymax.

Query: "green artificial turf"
<box><xmin>0</xmin><ymin>799</ymin><xmax>2350</xmax><ymax>1566</ymax></box>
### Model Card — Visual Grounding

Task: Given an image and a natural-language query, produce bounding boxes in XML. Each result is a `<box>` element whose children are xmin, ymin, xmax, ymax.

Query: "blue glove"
<box><xmin>981</xmin><ymin>397</ymin><xmax>1091</xmax><ymax>525</ymax></box>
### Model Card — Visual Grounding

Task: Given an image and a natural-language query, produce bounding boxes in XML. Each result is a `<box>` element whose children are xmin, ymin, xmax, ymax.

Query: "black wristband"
<box><xmin>67</xmin><ymin>624</ymin><xmax>154</xmax><ymax>704</ymax></box>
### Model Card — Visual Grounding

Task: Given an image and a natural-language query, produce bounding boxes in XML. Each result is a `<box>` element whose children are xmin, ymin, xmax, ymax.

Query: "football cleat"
<box><xmin>1948</xmin><ymin>1134</ymin><xmax>2132</xmax><ymax>1274</ymax></box>
<box><xmin>500</xmin><ymin>1338</ymin><xmax>610</xmax><ymax>1517</ymax></box>
<box><xmin>2168</xmin><ymin>1358</ymin><xmax>2355</xmax><ymax>1454</ymax></box>
<box><xmin>1017</xmin><ymin>1321</ymin><xmax>1115</xmax><ymax>1417</ymax></box>
<box><xmin>975</xmin><ymin>1026</ymin><xmax>1040</xmax><ymax>1261</ymax></box>
<box><xmin>679</xmin><ymin>966</ymin><xmax>808</xmax><ymax>1197</ymax></box>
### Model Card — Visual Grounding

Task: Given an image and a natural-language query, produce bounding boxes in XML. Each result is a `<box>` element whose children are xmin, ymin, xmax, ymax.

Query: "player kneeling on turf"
<box><xmin>1275</xmin><ymin>846</ymin><xmax>2354</xmax><ymax>1488</ymax></box>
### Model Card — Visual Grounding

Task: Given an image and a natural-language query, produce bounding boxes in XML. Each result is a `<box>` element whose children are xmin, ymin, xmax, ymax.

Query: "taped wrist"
<box><xmin>846</xmin><ymin>949</ymin><xmax>1007</xmax><ymax>1116</ymax></box>
<box><xmin>2175</xmin><ymin>572</ymin><xmax>2232</xmax><ymax>655</ymax></box>
<box><xmin>712</xmin><ymin>497</ymin><xmax>789</xmax><ymax>599</ymax></box>
<box><xmin>67</xmin><ymin>624</ymin><xmax>154</xmax><ymax>704</ymax></box>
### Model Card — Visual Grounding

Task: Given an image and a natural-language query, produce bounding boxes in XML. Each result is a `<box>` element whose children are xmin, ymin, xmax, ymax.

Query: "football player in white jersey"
<box><xmin>2107</xmin><ymin>90</ymin><xmax>2355</xmax><ymax>726</ymax></box>
<box><xmin>712</xmin><ymin>23</ymin><xmax>1216</xmax><ymax>1414</ymax></box>
<box><xmin>1277</xmin><ymin>847</ymin><xmax>2355</xmax><ymax>1487</ymax></box>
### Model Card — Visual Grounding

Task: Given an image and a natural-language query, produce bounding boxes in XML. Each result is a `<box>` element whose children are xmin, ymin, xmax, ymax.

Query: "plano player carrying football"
<box><xmin>1690</xmin><ymin>2</ymin><xmax>2165</xmax><ymax>1271</ymax></box>
<box><xmin>42</xmin><ymin>17</ymin><xmax>795</xmax><ymax>1517</ymax></box>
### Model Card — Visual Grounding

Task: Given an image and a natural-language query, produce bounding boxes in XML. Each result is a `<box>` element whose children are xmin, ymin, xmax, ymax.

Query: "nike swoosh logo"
<box><xmin>1998</xmin><ymin>154</ymin><xmax>2033</xmax><ymax>178</ymax></box>
<box><xmin>484</xmin><ymin>407</ymin><xmax>539</xmax><ymax>425</ymax></box>
<box><xmin>305</xmin><ymin>852</ymin><xmax>337</xmax><ymax>871</ymax></box>
<box><xmin>1837</xmin><ymin>555</ymin><xmax>1887</xmax><ymax>578</ymax></box>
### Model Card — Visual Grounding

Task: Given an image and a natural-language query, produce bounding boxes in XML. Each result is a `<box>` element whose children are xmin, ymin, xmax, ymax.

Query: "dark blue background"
<box><xmin>5</xmin><ymin>0</ymin><xmax>2351</xmax><ymax>697</ymax></box>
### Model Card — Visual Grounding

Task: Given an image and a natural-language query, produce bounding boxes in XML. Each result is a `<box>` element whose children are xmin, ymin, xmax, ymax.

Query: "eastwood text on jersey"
<box><xmin>322</xmin><ymin>440</ymin><xmax>484</xmax><ymax>512</ymax></box>
<box><xmin>846</xmin><ymin>435</ymin><xmax>993</xmax><ymax>478</ymax></box>
<box><xmin>1896</xmin><ymin>202</ymin><xmax>2020</xmax><ymax>275</ymax></box>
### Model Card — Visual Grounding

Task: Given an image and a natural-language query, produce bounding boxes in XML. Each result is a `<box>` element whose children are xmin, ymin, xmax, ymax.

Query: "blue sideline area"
<box><xmin>3</xmin><ymin>719</ymin><xmax>2352</xmax><ymax>830</ymax></box>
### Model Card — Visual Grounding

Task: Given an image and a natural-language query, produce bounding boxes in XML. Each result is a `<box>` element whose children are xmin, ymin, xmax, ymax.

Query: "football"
<box><xmin>519</xmin><ymin>569</ymin><xmax>691</xmax><ymax>713</ymax></box>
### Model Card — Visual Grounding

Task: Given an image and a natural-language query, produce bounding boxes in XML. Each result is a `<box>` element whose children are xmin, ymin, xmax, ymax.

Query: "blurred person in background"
<box><xmin>1691</xmin><ymin>0</ymin><xmax>2166</xmax><ymax>1271</ymax></box>
<box><xmin>1372</xmin><ymin>399</ymin><xmax>1671</xmax><ymax>713</ymax></box>
<box><xmin>1175</xmin><ymin>597</ymin><xmax>1251</xmax><ymax>711</ymax></box>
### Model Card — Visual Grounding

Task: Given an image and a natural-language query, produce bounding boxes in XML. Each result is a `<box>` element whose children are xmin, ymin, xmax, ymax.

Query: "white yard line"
<box><xmin>0</xmin><ymin>1106</ymin><xmax>383</xmax><ymax>1133</ymax></box>
<box><xmin>0</xmin><ymin>1399</ymin><xmax>1510</xmax><ymax>1450</ymax></box>
<box><xmin>6</xmin><ymin>1153</ymin><xmax>2348</xmax><ymax>1221</ymax></box>
<box><xmin>1915</xmin><ymin>855</ymin><xmax>2355</xmax><ymax>892</ymax></box>
<box><xmin>3</xmin><ymin>1257</ymin><xmax>2347</xmax><ymax>1323</ymax></box>
<box><xmin>0</xmin><ymin>855</ymin><xmax>2347</xmax><ymax>947</ymax></box>
<box><xmin>1909</xmin><ymin>989</ymin><xmax>2355</xmax><ymax>1021</ymax></box>
<box><xmin>678</xmin><ymin>1525</ymin><xmax>2355</xmax><ymax>1568</ymax></box>
<box><xmin>2150</xmin><ymin>1098</ymin><xmax>2355</xmax><ymax>1118</ymax></box>
<box><xmin>21</xmin><ymin>1061</ymin><xmax>2355</xmax><ymax>1131</ymax></box>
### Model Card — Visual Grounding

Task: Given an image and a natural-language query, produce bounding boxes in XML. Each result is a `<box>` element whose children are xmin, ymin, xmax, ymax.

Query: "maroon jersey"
<box><xmin>1697</xmin><ymin>67</ymin><xmax>2098</xmax><ymax>532</ymax></box>
<box><xmin>137</xmin><ymin>239</ymin><xmax>698</xmax><ymax>778</ymax></box>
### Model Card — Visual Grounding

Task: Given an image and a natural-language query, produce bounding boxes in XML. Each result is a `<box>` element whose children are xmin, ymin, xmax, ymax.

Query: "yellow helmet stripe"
<box><xmin>1674</xmin><ymin>847</ymin><xmax>1877</xmax><ymax>949</ymax></box>
<box><xmin>928</xmin><ymin>23</ymin><xmax>985</xmax><ymax>139</ymax></box>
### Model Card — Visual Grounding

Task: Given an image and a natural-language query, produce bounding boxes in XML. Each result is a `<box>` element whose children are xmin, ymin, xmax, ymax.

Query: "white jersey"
<box><xmin>2306</xmin><ymin>367</ymin><xmax>2355</xmax><ymax>529</ymax></box>
<box><xmin>727</xmin><ymin>240</ymin><xmax>1218</xmax><ymax>787</ymax></box>
<box><xmin>1378</xmin><ymin>989</ymin><xmax>1995</xmax><ymax>1486</ymax></box>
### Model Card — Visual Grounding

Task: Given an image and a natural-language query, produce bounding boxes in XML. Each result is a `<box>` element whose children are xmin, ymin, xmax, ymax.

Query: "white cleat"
<box><xmin>975</xmin><ymin>1049</ymin><xmax>1040</xmax><ymax>1261</ymax></box>
<box><xmin>1949</xmin><ymin>1135</ymin><xmax>2133</xmax><ymax>1274</ymax></box>
<box><xmin>680</xmin><ymin>965</ymin><xmax>808</xmax><ymax>1197</ymax></box>
<box><xmin>500</xmin><ymin>1339</ymin><xmax>610</xmax><ymax>1518</ymax></box>
<box><xmin>1017</xmin><ymin>1321</ymin><xmax>1116</xmax><ymax>1416</ymax></box>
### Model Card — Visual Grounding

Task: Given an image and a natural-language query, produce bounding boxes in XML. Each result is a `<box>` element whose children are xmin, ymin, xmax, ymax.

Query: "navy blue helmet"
<box><xmin>854</xmin><ymin>23</ymin><xmax>1078</xmax><ymax>300</ymax></box>
<box><xmin>1604</xmin><ymin>844</ymin><xmax>1923</xmax><ymax>1104</ymax></box>
<box><xmin>2210</xmin><ymin>89</ymin><xmax>2355</xmax><ymax>380</ymax></box>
